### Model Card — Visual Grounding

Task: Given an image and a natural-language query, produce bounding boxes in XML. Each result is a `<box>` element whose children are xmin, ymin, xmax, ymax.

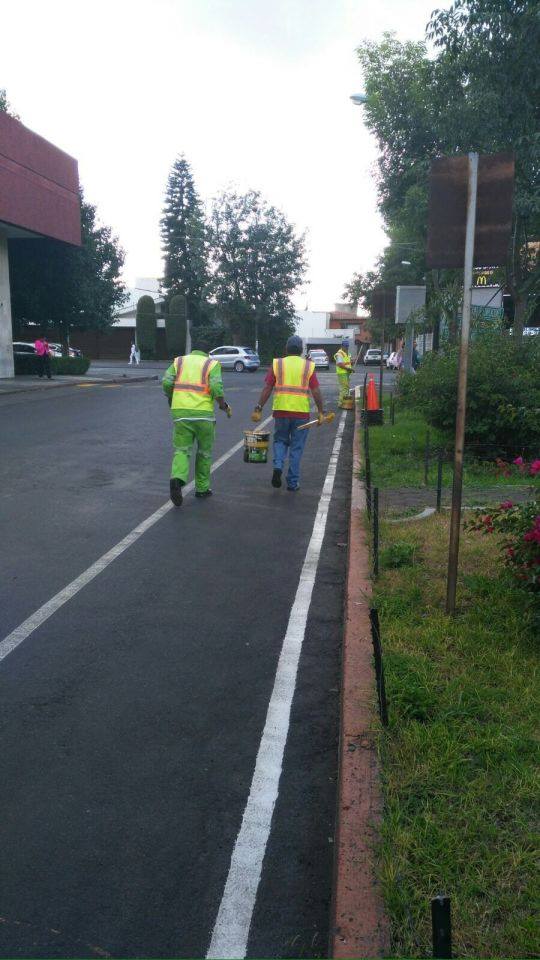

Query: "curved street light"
<box><xmin>350</xmin><ymin>93</ymin><xmax>368</xmax><ymax>106</ymax></box>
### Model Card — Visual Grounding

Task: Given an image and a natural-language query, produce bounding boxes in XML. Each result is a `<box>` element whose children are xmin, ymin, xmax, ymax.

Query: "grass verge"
<box><xmin>366</xmin><ymin>401</ymin><xmax>534</xmax><ymax>491</ymax></box>
<box><xmin>373</xmin><ymin>513</ymin><xmax>539</xmax><ymax>958</ymax></box>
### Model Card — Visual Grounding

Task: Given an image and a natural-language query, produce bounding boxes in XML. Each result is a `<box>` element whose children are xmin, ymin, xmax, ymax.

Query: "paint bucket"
<box><xmin>340</xmin><ymin>398</ymin><xmax>354</xmax><ymax>410</ymax></box>
<box><xmin>243</xmin><ymin>429</ymin><xmax>270</xmax><ymax>463</ymax></box>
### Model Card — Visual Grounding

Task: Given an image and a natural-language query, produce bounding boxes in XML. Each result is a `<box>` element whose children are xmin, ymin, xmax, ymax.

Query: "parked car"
<box><xmin>208</xmin><ymin>345</ymin><xmax>260</xmax><ymax>372</ymax></box>
<box><xmin>363</xmin><ymin>348</ymin><xmax>383</xmax><ymax>365</ymax></box>
<box><xmin>307</xmin><ymin>349</ymin><xmax>329</xmax><ymax>370</ymax></box>
<box><xmin>48</xmin><ymin>342</ymin><xmax>83</xmax><ymax>358</ymax></box>
<box><xmin>12</xmin><ymin>341</ymin><xmax>37</xmax><ymax>357</ymax></box>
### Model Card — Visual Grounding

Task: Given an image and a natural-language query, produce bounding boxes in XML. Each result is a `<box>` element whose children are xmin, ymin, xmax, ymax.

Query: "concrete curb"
<box><xmin>0</xmin><ymin>375</ymin><xmax>158</xmax><ymax>396</ymax></box>
<box><xmin>331</xmin><ymin>399</ymin><xmax>390</xmax><ymax>958</ymax></box>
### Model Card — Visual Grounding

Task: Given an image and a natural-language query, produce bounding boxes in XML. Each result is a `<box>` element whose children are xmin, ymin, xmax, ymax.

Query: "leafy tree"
<box><xmin>0</xmin><ymin>88</ymin><xmax>18</xmax><ymax>118</ymax></box>
<box><xmin>165</xmin><ymin>293</ymin><xmax>187</xmax><ymax>358</ymax></box>
<box><xmin>135</xmin><ymin>296</ymin><xmax>156</xmax><ymax>360</ymax></box>
<box><xmin>9</xmin><ymin>193</ymin><xmax>126</xmax><ymax>351</ymax></box>
<box><xmin>160</xmin><ymin>155</ymin><xmax>207</xmax><ymax>329</ymax></box>
<box><xmin>427</xmin><ymin>0</ymin><xmax>540</xmax><ymax>335</ymax></box>
<box><xmin>208</xmin><ymin>189</ymin><xmax>306</xmax><ymax>360</ymax></box>
<box><xmin>353</xmin><ymin>7</ymin><xmax>540</xmax><ymax>339</ymax></box>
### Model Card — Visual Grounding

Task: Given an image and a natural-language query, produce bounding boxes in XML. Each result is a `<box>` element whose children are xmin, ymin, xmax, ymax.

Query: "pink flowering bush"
<box><xmin>466</xmin><ymin>458</ymin><xmax>540</xmax><ymax>593</ymax></box>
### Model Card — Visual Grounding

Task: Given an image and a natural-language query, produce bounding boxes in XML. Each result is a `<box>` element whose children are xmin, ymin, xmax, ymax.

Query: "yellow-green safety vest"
<box><xmin>171</xmin><ymin>353</ymin><xmax>219</xmax><ymax>413</ymax></box>
<box><xmin>272</xmin><ymin>355</ymin><xmax>315</xmax><ymax>415</ymax></box>
<box><xmin>335</xmin><ymin>348</ymin><xmax>352</xmax><ymax>376</ymax></box>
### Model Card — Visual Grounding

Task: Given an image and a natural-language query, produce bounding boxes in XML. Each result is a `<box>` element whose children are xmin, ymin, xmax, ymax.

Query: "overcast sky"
<box><xmin>2</xmin><ymin>0</ymin><xmax>446</xmax><ymax>309</ymax></box>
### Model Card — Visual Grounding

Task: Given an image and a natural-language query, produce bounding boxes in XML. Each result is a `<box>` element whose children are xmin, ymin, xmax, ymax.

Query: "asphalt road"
<box><xmin>0</xmin><ymin>369</ymin><xmax>357</xmax><ymax>959</ymax></box>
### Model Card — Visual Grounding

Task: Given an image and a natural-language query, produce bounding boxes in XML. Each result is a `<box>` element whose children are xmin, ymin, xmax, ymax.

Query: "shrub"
<box><xmin>136</xmin><ymin>295</ymin><xmax>156</xmax><ymax>360</ymax></box>
<box><xmin>398</xmin><ymin>333</ymin><xmax>540</xmax><ymax>455</ymax></box>
<box><xmin>380</xmin><ymin>540</ymin><xmax>417</xmax><ymax>569</ymax></box>
<box><xmin>465</xmin><ymin>458</ymin><xmax>540</xmax><ymax>593</ymax></box>
<box><xmin>15</xmin><ymin>354</ymin><xmax>90</xmax><ymax>376</ymax></box>
<box><xmin>14</xmin><ymin>353</ymin><xmax>40</xmax><ymax>375</ymax></box>
<box><xmin>52</xmin><ymin>356</ymin><xmax>90</xmax><ymax>375</ymax></box>
<box><xmin>166</xmin><ymin>294</ymin><xmax>187</xmax><ymax>358</ymax></box>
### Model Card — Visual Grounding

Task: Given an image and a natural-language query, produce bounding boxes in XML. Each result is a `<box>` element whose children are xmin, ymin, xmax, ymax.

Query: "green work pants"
<box><xmin>337</xmin><ymin>372</ymin><xmax>350</xmax><ymax>403</ymax></box>
<box><xmin>171</xmin><ymin>419</ymin><xmax>215</xmax><ymax>492</ymax></box>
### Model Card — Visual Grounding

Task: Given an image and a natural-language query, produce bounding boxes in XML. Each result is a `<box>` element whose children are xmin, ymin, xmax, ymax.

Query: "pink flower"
<box><xmin>500</xmin><ymin>500</ymin><xmax>513</xmax><ymax>510</ymax></box>
<box><xmin>513</xmin><ymin>456</ymin><xmax>524</xmax><ymax>466</ymax></box>
<box><xmin>530</xmin><ymin>459</ymin><xmax>540</xmax><ymax>476</ymax></box>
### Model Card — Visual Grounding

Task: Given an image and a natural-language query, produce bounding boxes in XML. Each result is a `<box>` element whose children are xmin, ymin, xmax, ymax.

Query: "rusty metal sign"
<box><xmin>426</xmin><ymin>152</ymin><xmax>514</xmax><ymax>269</ymax></box>
<box><xmin>371</xmin><ymin>288</ymin><xmax>396</xmax><ymax>320</ymax></box>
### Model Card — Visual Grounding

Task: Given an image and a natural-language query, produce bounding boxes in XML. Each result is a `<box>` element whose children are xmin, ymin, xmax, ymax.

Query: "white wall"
<box><xmin>293</xmin><ymin>310</ymin><xmax>329</xmax><ymax>338</ymax></box>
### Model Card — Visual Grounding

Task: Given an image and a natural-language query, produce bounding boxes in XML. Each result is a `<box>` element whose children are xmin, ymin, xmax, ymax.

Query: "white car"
<box><xmin>307</xmin><ymin>349</ymin><xmax>330</xmax><ymax>370</ymax></box>
<box><xmin>363</xmin><ymin>348</ymin><xmax>382</xmax><ymax>365</ymax></box>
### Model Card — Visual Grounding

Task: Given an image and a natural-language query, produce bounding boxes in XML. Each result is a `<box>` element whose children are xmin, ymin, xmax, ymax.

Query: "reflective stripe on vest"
<box><xmin>171</xmin><ymin>354</ymin><xmax>217</xmax><ymax>412</ymax></box>
<box><xmin>335</xmin><ymin>349</ymin><xmax>351</xmax><ymax>373</ymax></box>
<box><xmin>272</xmin><ymin>355</ymin><xmax>315</xmax><ymax>414</ymax></box>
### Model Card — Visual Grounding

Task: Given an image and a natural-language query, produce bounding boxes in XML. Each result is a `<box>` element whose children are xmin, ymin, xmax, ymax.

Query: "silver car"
<box><xmin>209</xmin><ymin>345</ymin><xmax>260</xmax><ymax>372</ymax></box>
<box><xmin>307</xmin><ymin>349</ymin><xmax>330</xmax><ymax>370</ymax></box>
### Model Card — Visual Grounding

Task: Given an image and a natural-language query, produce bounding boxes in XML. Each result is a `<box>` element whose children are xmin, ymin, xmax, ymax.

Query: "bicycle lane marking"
<box><xmin>206</xmin><ymin>411</ymin><xmax>347</xmax><ymax>959</ymax></box>
<box><xmin>0</xmin><ymin>416</ymin><xmax>273</xmax><ymax>665</ymax></box>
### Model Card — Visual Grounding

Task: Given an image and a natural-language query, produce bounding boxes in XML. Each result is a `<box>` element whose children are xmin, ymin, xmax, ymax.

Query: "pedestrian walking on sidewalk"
<box><xmin>34</xmin><ymin>336</ymin><xmax>52</xmax><ymax>379</ymax></box>
<box><xmin>162</xmin><ymin>338</ymin><xmax>231</xmax><ymax>506</ymax></box>
<box><xmin>129</xmin><ymin>342</ymin><xmax>140</xmax><ymax>365</ymax></box>
<box><xmin>251</xmin><ymin>334</ymin><xmax>325</xmax><ymax>492</ymax></box>
<box><xmin>334</xmin><ymin>339</ymin><xmax>353</xmax><ymax>407</ymax></box>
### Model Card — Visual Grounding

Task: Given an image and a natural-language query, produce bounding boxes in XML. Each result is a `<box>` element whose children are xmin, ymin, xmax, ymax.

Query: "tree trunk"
<box><xmin>512</xmin><ymin>295</ymin><xmax>526</xmax><ymax>341</ymax></box>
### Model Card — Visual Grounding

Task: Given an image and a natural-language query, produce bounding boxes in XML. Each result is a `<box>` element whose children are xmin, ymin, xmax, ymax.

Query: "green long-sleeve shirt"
<box><xmin>162</xmin><ymin>350</ymin><xmax>224</xmax><ymax>421</ymax></box>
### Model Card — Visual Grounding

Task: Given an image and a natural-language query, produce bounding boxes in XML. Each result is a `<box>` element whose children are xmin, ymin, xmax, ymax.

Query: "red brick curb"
<box><xmin>331</xmin><ymin>398</ymin><xmax>390</xmax><ymax>958</ymax></box>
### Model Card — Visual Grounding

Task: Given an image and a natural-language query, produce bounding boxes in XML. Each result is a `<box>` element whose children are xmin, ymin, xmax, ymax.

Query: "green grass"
<box><xmin>373</xmin><ymin>514</ymin><xmax>539</xmax><ymax>957</ymax></box>
<box><xmin>365</xmin><ymin>401</ymin><xmax>534</xmax><ymax>491</ymax></box>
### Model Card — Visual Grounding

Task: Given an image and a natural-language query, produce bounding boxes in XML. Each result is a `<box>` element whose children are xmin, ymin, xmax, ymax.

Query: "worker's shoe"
<box><xmin>195</xmin><ymin>489</ymin><xmax>213</xmax><ymax>498</ymax></box>
<box><xmin>287</xmin><ymin>485</ymin><xmax>299</xmax><ymax>492</ymax></box>
<box><xmin>170</xmin><ymin>478</ymin><xmax>184</xmax><ymax>507</ymax></box>
<box><xmin>271</xmin><ymin>468</ymin><xmax>282</xmax><ymax>488</ymax></box>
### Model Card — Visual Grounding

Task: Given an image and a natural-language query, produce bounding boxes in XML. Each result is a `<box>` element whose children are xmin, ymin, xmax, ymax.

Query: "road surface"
<box><xmin>0</xmin><ymin>369</ymin><xmax>357</xmax><ymax>958</ymax></box>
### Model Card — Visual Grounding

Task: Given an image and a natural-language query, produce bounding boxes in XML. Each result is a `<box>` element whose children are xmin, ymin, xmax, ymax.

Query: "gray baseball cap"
<box><xmin>286</xmin><ymin>335</ymin><xmax>303</xmax><ymax>354</ymax></box>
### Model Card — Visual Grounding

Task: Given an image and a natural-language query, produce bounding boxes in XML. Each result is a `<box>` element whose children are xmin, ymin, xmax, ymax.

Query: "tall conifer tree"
<box><xmin>160</xmin><ymin>156</ymin><xmax>207</xmax><ymax>331</ymax></box>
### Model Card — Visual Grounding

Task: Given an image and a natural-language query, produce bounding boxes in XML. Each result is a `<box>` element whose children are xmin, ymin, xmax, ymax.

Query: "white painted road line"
<box><xmin>206</xmin><ymin>411</ymin><xmax>347</xmax><ymax>960</ymax></box>
<box><xmin>0</xmin><ymin>416</ymin><xmax>273</xmax><ymax>665</ymax></box>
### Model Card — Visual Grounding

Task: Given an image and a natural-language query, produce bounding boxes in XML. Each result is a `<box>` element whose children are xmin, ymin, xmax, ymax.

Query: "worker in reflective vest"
<box><xmin>335</xmin><ymin>340</ymin><xmax>353</xmax><ymax>406</ymax></box>
<box><xmin>162</xmin><ymin>344</ymin><xmax>231</xmax><ymax>506</ymax></box>
<box><xmin>251</xmin><ymin>335</ymin><xmax>325</xmax><ymax>491</ymax></box>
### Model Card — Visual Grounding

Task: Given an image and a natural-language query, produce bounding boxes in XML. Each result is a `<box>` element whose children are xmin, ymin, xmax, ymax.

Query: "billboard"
<box><xmin>426</xmin><ymin>152</ymin><xmax>514</xmax><ymax>269</ymax></box>
<box><xmin>0</xmin><ymin>111</ymin><xmax>80</xmax><ymax>245</ymax></box>
<box><xmin>395</xmin><ymin>285</ymin><xmax>426</xmax><ymax>324</ymax></box>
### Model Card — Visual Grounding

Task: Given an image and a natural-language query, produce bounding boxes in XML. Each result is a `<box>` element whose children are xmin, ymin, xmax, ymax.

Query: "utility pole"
<box><xmin>379</xmin><ymin>292</ymin><xmax>385</xmax><ymax>408</ymax></box>
<box><xmin>446</xmin><ymin>153</ymin><xmax>479</xmax><ymax>614</ymax></box>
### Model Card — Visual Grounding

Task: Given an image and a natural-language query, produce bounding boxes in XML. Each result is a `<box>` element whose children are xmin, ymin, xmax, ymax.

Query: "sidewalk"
<box><xmin>0</xmin><ymin>370</ymin><xmax>158</xmax><ymax>396</ymax></box>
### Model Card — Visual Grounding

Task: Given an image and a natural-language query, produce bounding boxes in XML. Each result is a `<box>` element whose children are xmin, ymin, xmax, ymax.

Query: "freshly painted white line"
<box><xmin>0</xmin><ymin>416</ymin><xmax>273</xmax><ymax>665</ymax></box>
<box><xmin>206</xmin><ymin>411</ymin><xmax>347</xmax><ymax>960</ymax></box>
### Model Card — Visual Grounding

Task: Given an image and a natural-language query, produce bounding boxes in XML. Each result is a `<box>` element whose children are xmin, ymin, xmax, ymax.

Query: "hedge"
<box><xmin>166</xmin><ymin>294</ymin><xmax>187</xmax><ymax>357</ymax></box>
<box><xmin>136</xmin><ymin>295</ymin><xmax>157</xmax><ymax>360</ymax></box>
<box><xmin>14</xmin><ymin>354</ymin><xmax>90</xmax><ymax>376</ymax></box>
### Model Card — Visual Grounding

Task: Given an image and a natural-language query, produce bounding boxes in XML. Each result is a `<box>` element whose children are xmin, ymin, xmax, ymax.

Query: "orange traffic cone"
<box><xmin>366</xmin><ymin>375</ymin><xmax>379</xmax><ymax>411</ymax></box>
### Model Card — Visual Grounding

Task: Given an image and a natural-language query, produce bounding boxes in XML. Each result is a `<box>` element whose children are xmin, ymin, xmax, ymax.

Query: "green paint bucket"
<box><xmin>243</xmin><ymin>429</ymin><xmax>270</xmax><ymax>463</ymax></box>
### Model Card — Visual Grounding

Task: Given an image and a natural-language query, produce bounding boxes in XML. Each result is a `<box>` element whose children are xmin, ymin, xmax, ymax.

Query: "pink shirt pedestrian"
<box><xmin>35</xmin><ymin>339</ymin><xmax>49</xmax><ymax>357</ymax></box>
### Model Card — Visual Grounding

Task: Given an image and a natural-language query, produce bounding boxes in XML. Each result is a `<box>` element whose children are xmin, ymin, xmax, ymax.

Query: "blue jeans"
<box><xmin>273</xmin><ymin>417</ymin><xmax>309</xmax><ymax>489</ymax></box>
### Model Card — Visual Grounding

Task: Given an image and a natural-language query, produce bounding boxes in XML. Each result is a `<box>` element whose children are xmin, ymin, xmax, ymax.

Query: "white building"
<box><xmin>115</xmin><ymin>278</ymin><xmax>166</xmax><ymax>329</ymax></box>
